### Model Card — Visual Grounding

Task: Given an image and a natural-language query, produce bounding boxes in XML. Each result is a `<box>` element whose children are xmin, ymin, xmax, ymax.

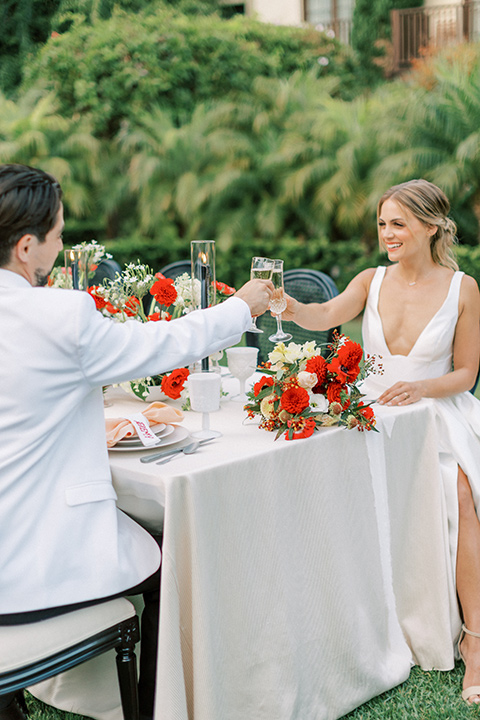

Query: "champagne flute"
<box><xmin>269</xmin><ymin>259</ymin><xmax>292</xmax><ymax>343</ymax></box>
<box><xmin>248</xmin><ymin>257</ymin><xmax>274</xmax><ymax>333</ymax></box>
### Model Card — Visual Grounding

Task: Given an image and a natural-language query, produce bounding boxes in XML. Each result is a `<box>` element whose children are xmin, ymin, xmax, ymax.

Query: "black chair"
<box><xmin>248</xmin><ymin>268</ymin><xmax>340</xmax><ymax>365</ymax></box>
<box><xmin>0</xmin><ymin>598</ymin><xmax>140</xmax><ymax>720</ymax></box>
<box><xmin>159</xmin><ymin>260</ymin><xmax>191</xmax><ymax>281</ymax></box>
<box><xmin>90</xmin><ymin>258</ymin><xmax>122</xmax><ymax>285</ymax></box>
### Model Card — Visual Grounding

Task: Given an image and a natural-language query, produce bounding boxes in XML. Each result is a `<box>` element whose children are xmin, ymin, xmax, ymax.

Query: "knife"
<box><xmin>140</xmin><ymin>437</ymin><xmax>213</xmax><ymax>464</ymax></box>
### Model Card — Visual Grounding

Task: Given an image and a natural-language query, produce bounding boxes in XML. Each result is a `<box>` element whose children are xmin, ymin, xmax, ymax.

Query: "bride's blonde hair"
<box><xmin>377</xmin><ymin>179</ymin><xmax>458</xmax><ymax>270</ymax></box>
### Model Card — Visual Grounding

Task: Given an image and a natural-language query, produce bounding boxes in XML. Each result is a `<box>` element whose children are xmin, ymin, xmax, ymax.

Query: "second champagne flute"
<box><xmin>248</xmin><ymin>256</ymin><xmax>274</xmax><ymax>333</ymax></box>
<box><xmin>269</xmin><ymin>259</ymin><xmax>292</xmax><ymax>343</ymax></box>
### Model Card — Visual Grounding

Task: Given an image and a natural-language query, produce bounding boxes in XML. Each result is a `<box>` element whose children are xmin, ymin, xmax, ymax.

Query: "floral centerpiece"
<box><xmin>245</xmin><ymin>334</ymin><xmax>379</xmax><ymax>441</ymax></box>
<box><xmin>86</xmin><ymin>262</ymin><xmax>235</xmax><ymax>402</ymax></box>
<box><xmin>49</xmin><ymin>240</ymin><xmax>111</xmax><ymax>288</ymax></box>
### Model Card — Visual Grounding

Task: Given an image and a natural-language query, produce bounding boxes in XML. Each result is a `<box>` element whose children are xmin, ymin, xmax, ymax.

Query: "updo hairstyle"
<box><xmin>377</xmin><ymin>179</ymin><xmax>458</xmax><ymax>271</ymax></box>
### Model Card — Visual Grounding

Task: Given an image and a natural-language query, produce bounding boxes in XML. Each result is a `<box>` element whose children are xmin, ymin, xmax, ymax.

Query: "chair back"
<box><xmin>90</xmin><ymin>258</ymin><xmax>122</xmax><ymax>285</ymax></box>
<box><xmin>159</xmin><ymin>260</ymin><xmax>191</xmax><ymax>281</ymax></box>
<box><xmin>247</xmin><ymin>269</ymin><xmax>340</xmax><ymax>365</ymax></box>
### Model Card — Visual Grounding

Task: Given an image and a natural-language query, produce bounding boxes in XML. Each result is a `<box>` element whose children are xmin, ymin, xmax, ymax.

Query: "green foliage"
<box><xmin>351</xmin><ymin>0</ymin><xmax>423</xmax><ymax>84</ymax></box>
<box><xmin>0</xmin><ymin>0</ymin><xmax>61</xmax><ymax>93</ymax></box>
<box><xmin>23</xmin><ymin>7</ymin><xmax>359</xmax><ymax>137</ymax></box>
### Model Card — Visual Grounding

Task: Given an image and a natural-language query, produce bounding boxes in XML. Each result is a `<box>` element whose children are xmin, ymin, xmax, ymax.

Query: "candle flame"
<box><xmin>69</xmin><ymin>249</ymin><xmax>75</xmax><ymax>262</ymax></box>
<box><xmin>200</xmin><ymin>252</ymin><xmax>207</xmax><ymax>264</ymax></box>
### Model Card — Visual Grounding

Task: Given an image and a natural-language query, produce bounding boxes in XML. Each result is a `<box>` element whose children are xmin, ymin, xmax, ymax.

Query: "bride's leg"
<box><xmin>456</xmin><ymin>467</ymin><xmax>480</xmax><ymax>703</ymax></box>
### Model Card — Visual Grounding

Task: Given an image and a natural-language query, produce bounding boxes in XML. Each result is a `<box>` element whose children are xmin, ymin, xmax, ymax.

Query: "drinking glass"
<box><xmin>187</xmin><ymin>372</ymin><xmax>222</xmax><ymax>440</ymax></box>
<box><xmin>269</xmin><ymin>259</ymin><xmax>292</xmax><ymax>343</ymax></box>
<box><xmin>248</xmin><ymin>257</ymin><xmax>274</xmax><ymax>333</ymax></box>
<box><xmin>226</xmin><ymin>347</ymin><xmax>259</xmax><ymax>403</ymax></box>
<box><xmin>64</xmin><ymin>248</ymin><xmax>96</xmax><ymax>291</ymax></box>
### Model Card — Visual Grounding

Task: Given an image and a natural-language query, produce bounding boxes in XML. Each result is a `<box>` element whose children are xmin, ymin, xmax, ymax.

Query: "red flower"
<box><xmin>280</xmin><ymin>386</ymin><xmax>310</xmax><ymax>414</ymax></box>
<box><xmin>305</xmin><ymin>355</ymin><xmax>327</xmax><ymax>392</ymax></box>
<box><xmin>286</xmin><ymin>417</ymin><xmax>316</xmax><ymax>440</ymax></box>
<box><xmin>124</xmin><ymin>295</ymin><xmax>140</xmax><ymax>317</ymax></box>
<box><xmin>328</xmin><ymin>341</ymin><xmax>363</xmax><ymax>383</ymax></box>
<box><xmin>327</xmin><ymin>357</ymin><xmax>360</xmax><ymax>384</ymax></box>
<box><xmin>253</xmin><ymin>376</ymin><xmax>274</xmax><ymax>397</ymax></box>
<box><xmin>326</xmin><ymin>381</ymin><xmax>349</xmax><ymax>409</ymax></box>
<box><xmin>338</xmin><ymin>340</ymin><xmax>363</xmax><ymax>368</ymax></box>
<box><xmin>105</xmin><ymin>301</ymin><xmax>119</xmax><ymax>314</ymax></box>
<box><xmin>161</xmin><ymin>368</ymin><xmax>189</xmax><ymax>399</ymax></box>
<box><xmin>215</xmin><ymin>280</ymin><xmax>236</xmax><ymax>296</ymax></box>
<box><xmin>87</xmin><ymin>286</ymin><xmax>107</xmax><ymax>310</ymax></box>
<box><xmin>147</xmin><ymin>312</ymin><xmax>161</xmax><ymax>321</ymax></box>
<box><xmin>150</xmin><ymin>277</ymin><xmax>177</xmax><ymax>306</ymax></box>
<box><xmin>358</xmin><ymin>402</ymin><xmax>375</xmax><ymax>423</ymax></box>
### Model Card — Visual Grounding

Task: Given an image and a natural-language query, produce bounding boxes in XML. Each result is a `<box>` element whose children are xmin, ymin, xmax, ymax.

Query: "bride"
<box><xmin>282</xmin><ymin>179</ymin><xmax>480</xmax><ymax>704</ymax></box>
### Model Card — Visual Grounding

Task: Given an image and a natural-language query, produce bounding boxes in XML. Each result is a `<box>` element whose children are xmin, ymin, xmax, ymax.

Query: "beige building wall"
<box><xmin>251</xmin><ymin>0</ymin><xmax>304</xmax><ymax>24</ymax></box>
<box><xmin>222</xmin><ymin>0</ymin><xmax>304</xmax><ymax>25</ymax></box>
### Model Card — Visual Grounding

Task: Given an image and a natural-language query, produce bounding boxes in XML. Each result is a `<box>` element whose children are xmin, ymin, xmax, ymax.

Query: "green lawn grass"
<box><xmin>24</xmin><ymin>662</ymin><xmax>480</xmax><ymax>719</ymax></box>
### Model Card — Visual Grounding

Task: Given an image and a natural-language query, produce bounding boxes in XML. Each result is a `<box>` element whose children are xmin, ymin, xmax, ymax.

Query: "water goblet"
<box><xmin>269</xmin><ymin>259</ymin><xmax>292</xmax><ymax>343</ymax></box>
<box><xmin>248</xmin><ymin>257</ymin><xmax>274</xmax><ymax>333</ymax></box>
<box><xmin>226</xmin><ymin>347</ymin><xmax>259</xmax><ymax>403</ymax></box>
<box><xmin>187</xmin><ymin>372</ymin><xmax>222</xmax><ymax>440</ymax></box>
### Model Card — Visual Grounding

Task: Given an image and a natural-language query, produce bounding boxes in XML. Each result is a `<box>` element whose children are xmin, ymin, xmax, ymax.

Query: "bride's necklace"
<box><xmin>403</xmin><ymin>269</ymin><xmax>434</xmax><ymax>287</ymax></box>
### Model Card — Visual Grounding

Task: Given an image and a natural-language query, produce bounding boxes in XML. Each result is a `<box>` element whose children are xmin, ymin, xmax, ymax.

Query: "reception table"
<box><xmin>31</xmin><ymin>376</ymin><xmax>461</xmax><ymax>720</ymax></box>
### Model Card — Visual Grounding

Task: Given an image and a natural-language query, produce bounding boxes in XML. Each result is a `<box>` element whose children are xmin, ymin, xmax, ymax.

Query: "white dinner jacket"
<box><xmin>0</xmin><ymin>269</ymin><xmax>251</xmax><ymax>613</ymax></box>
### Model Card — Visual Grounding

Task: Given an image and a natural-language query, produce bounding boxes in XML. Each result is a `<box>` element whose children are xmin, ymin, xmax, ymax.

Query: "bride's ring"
<box><xmin>404</xmin><ymin>392</ymin><xmax>409</xmax><ymax>398</ymax></box>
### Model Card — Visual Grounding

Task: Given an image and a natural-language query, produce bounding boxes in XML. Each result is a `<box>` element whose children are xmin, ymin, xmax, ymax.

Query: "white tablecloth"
<box><xmin>31</xmin><ymin>376</ymin><xmax>460</xmax><ymax>720</ymax></box>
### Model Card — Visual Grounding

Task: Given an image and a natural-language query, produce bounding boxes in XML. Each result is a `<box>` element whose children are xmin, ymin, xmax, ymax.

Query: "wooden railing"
<box><xmin>391</xmin><ymin>1</ymin><xmax>480</xmax><ymax>72</ymax></box>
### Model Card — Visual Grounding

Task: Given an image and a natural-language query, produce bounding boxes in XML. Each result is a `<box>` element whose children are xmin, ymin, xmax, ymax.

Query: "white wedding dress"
<box><xmin>361</xmin><ymin>266</ymin><xmax>480</xmax><ymax>665</ymax></box>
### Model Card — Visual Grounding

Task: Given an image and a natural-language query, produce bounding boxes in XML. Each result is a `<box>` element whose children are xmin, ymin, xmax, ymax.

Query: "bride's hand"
<box><xmin>377</xmin><ymin>380</ymin><xmax>425</xmax><ymax>406</ymax></box>
<box><xmin>276</xmin><ymin>292</ymin><xmax>297</xmax><ymax>321</ymax></box>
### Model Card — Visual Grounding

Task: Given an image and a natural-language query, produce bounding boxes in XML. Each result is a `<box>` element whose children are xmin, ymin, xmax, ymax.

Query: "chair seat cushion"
<box><xmin>0</xmin><ymin>597</ymin><xmax>136</xmax><ymax>672</ymax></box>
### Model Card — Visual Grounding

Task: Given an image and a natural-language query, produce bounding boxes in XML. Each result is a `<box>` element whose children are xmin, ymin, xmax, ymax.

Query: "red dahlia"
<box><xmin>280</xmin><ymin>386</ymin><xmax>310</xmax><ymax>414</ymax></box>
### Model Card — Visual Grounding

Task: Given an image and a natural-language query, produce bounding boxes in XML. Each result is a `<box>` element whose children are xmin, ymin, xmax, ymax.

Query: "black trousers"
<box><xmin>0</xmin><ymin>535</ymin><xmax>162</xmax><ymax>717</ymax></box>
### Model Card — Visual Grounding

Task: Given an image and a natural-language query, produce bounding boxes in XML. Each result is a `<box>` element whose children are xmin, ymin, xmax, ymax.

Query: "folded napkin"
<box><xmin>106</xmin><ymin>402</ymin><xmax>184</xmax><ymax>447</ymax></box>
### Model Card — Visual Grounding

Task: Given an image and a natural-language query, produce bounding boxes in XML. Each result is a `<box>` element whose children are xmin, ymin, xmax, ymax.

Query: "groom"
<box><xmin>0</xmin><ymin>163</ymin><xmax>272</xmax><ymax>720</ymax></box>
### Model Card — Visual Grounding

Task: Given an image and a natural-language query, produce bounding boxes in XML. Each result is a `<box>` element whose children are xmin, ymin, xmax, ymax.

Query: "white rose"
<box><xmin>297</xmin><ymin>371</ymin><xmax>318</xmax><ymax>390</ymax></box>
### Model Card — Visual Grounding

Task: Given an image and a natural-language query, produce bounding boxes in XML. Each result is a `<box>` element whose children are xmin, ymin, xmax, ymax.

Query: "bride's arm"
<box><xmin>281</xmin><ymin>268</ymin><xmax>375</xmax><ymax>331</ymax></box>
<box><xmin>378</xmin><ymin>275</ymin><xmax>480</xmax><ymax>405</ymax></box>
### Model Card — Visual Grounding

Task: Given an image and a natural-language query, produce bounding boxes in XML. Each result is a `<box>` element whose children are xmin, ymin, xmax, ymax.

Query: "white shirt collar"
<box><xmin>0</xmin><ymin>268</ymin><xmax>32</xmax><ymax>289</ymax></box>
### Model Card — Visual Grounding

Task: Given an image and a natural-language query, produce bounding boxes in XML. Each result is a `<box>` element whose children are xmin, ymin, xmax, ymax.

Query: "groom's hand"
<box><xmin>235</xmin><ymin>279</ymin><xmax>273</xmax><ymax>317</ymax></box>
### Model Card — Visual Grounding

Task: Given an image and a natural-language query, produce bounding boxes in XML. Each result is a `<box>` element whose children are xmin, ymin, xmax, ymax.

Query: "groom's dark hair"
<box><xmin>0</xmin><ymin>164</ymin><xmax>62</xmax><ymax>267</ymax></box>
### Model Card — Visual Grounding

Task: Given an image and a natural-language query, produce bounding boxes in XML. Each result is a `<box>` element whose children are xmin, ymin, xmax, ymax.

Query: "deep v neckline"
<box><xmin>376</xmin><ymin>268</ymin><xmax>458</xmax><ymax>358</ymax></box>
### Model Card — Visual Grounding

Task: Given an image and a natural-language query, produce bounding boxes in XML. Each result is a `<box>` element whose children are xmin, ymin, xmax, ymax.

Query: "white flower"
<box><xmin>268</xmin><ymin>342</ymin><xmax>288</xmax><ymax>366</ymax></box>
<box><xmin>297</xmin><ymin>371</ymin><xmax>318</xmax><ymax>390</ymax></box>
<box><xmin>326</xmin><ymin>29</ymin><xmax>335</xmax><ymax>38</ymax></box>
<box><xmin>311</xmin><ymin>394</ymin><xmax>329</xmax><ymax>413</ymax></box>
<box><xmin>317</xmin><ymin>56</ymin><xmax>329</xmax><ymax>66</ymax></box>
<box><xmin>283</xmin><ymin>342</ymin><xmax>304</xmax><ymax>364</ymax></box>
<box><xmin>301</xmin><ymin>341</ymin><xmax>317</xmax><ymax>359</ymax></box>
<box><xmin>315</xmin><ymin>23</ymin><xmax>325</xmax><ymax>31</ymax></box>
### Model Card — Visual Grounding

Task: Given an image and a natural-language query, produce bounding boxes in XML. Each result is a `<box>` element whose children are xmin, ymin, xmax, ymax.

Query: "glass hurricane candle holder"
<box><xmin>191</xmin><ymin>240</ymin><xmax>216</xmax><ymax>371</ymax></box>
<box><xmin>64</xmin><ymin>248</ymin><xmax>96</xmax><ymax>291</ymax></box>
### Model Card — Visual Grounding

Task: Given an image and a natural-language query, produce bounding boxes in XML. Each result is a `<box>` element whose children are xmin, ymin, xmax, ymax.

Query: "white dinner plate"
<box><xmin>109</xmin><ymin>425</ymin><xmax>190</xmax><ymax>452</ymax></box>
<box><xmin>116</xmin><ymin>423</ymin><xmax>174</xmax><ymax>448</ymax></box>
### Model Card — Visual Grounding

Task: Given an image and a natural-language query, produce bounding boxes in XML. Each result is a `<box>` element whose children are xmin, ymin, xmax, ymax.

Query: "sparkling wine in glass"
<box><xmin>248</xmin><ymin>257</ymin><xmax>274</xmax><ymax>333</ymax></box>
<box><xmin>269</xmin><ymin>259</ymin><xmax>292</xmax><ymax>343</ymax></box>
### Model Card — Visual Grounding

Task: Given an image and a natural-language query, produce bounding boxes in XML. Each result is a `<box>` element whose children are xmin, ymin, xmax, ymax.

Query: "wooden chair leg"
<box><xmin>115</xmin><ymin>618</ymin><xmax>140</xmax><ymax>720</ymax></box>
